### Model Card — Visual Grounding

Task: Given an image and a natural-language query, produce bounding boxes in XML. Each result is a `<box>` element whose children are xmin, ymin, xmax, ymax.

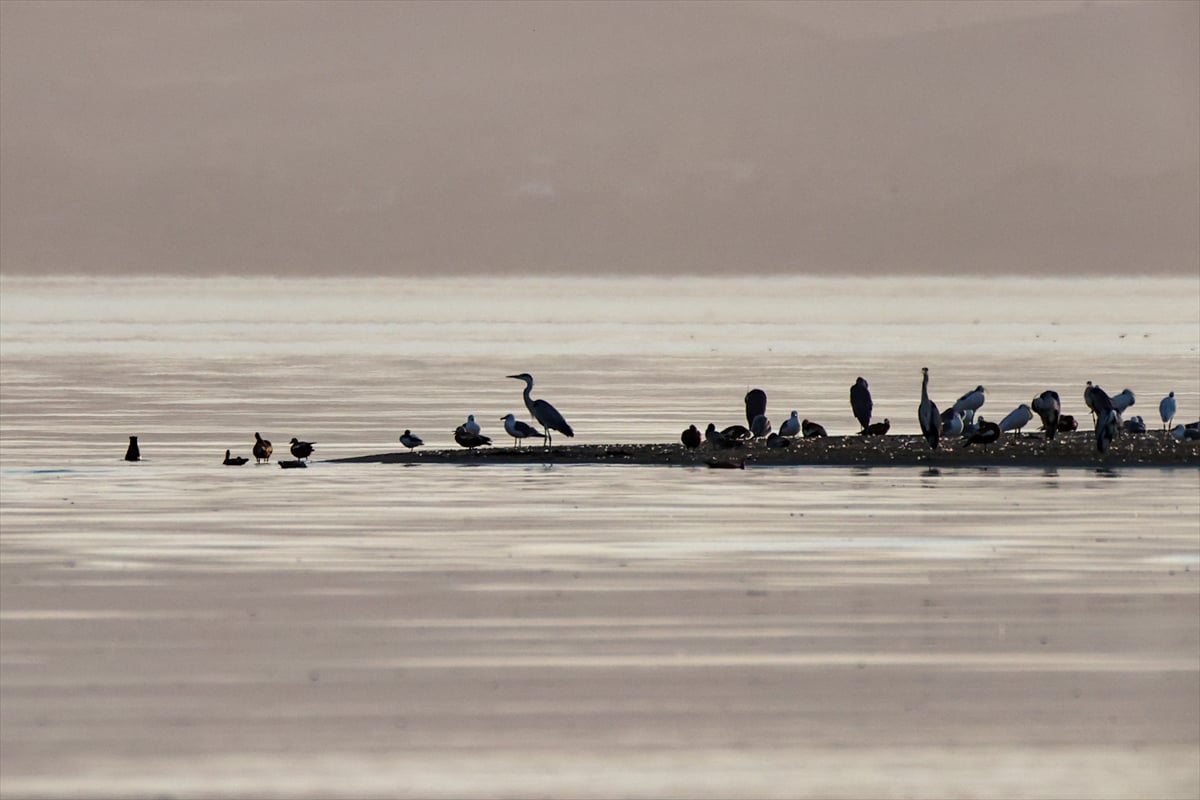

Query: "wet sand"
<box><xmin>334</xmin><ymin>431</ymin><xmax>1200</xmax><ymax>468</ymax></box>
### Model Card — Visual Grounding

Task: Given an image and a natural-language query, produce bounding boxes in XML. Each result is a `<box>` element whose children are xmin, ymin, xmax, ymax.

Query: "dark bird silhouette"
<box><xmin>1096</xmin><ymin>409</ymin><xmax>1119</xmax><ymax>453</ymax></box>
<box><xmin>508</xmin><ymin>373</ymin><xmax>573</xmax><ymax>445</ymax></box>
<box><xmin>862</xmin><ymin>419</ymin><xmax>891</xmax><ymax>436</ymax></box>
<box><xmin>962</xmin><ymin>419</ymin><xmax>1001</xmax><ymax>450</ymax></box>
<box><xmin>1084</xmin><ymin>381</ymin><xmax>1115</xmax><ymax>423</ymax></box>
<box><xmin>801</xmin><ymin>419</ymin><xmax>828</xmax><ymax>438</ymax></box>
<box><xmin>1031</xmin><ymin>391</ymin><xmax>1061</xmax><ymax>440</ymax></box>
<box><xmin>1122</xmin><ymin>416</ymin><xmax>1147</xmax><ymax>434</ymax></box>
<box><xmin>223</xmin><ymin>449</ymin><xmax>248</xmax><ymax>466</ymax></box>
<box><xmin>124</xmin><ymin>435</ymin><xmax>140</xmax><ymax>462</ymax></box>
<box><xmin>704</xmin><ymin>423</ymin><xmax>746</xmax><ymax>449</ymax></box>
<box><xmin>501</xmin><ymin>413</ymin><xmax>542</xmax><ymax>448</ymax></box>
<box><xmin>681</xmin><ymin>425</ymin><xmax>702</xmax><ymax>449</ymax></box>
<box><xmin>918</xmin><ymin>367</ymin><xmax>940</xmax><ymax>450</ymax></box>
<box><xmin>253</xmin><ymin>433</ymin><xmax>273</xmax><ymax>463</ymax></box>
<box><xmin>744</xmin><ymin>389</ymin><xmax>767</xmax><ymax>428</ymax></box>
<box><xmin>850</xmin><ymin>378</ymin><xmax>872</xmax><ymax>432</ymax></box>
<box><xmin>720</xmin><ymin>424</ymin><xmax>753</xmax><ymax>441</ymax></box>
<box><xmin>750</xmin><ymin>414</ymin><xmax>772</xmax><ymax>438</ymax></box>
<box><xmin>399</xmin><ymin>430</ymin><xmax>424</xmax><ymax>452</ymax></box>
<box><xmin>765</xmin><ymin>432</ymin><xmax>793</xmax><ymax>449</ymax></box>
<box><xmin>454</xmin><ymin>424</ymin><xmax>492</xmax><ymax>449</ymax></box>
<box><xmin>289</xmin><ymin>438</ymin><xmax>315</xmax><ymax>461</ymax></box>
<box><xmin>1057</xmin><ymin>414</ymin><xmax>1078</xmax><ymax>433</ymax></box>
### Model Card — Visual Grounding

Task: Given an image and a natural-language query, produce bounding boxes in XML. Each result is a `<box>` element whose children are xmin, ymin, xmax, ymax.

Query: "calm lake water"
<box><xmin>1</xmin><ymin>275</ymin><xmax>1198</xmax><ymax>799</ymax></box>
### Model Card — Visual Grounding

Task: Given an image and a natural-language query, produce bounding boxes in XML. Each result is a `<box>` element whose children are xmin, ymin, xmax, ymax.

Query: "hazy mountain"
<box><xmin>1</xmin><ymin>1</ymin><xmax>1195</xmax><ymax>276</ymax></box>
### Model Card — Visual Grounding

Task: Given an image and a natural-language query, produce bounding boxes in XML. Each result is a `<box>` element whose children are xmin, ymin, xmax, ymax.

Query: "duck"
<box><xmin>681</xmin><ymin>425</ymin><xmax>702</xmax><ymax>449</ymax></box>
<box><xmin>801</xmin><ymin>419</ymin><xmax>828</xmax><ymax>438</ymax></box>
<box><xmin>454</xmin><ymin>424</ymin><xmax>492</xmax><ymax>449</ymax></box>
<box><xmin>223</xmin><ymin>449</ymin><xmax>248</xmax><ymax>466</ymax></box>
<box><xmin>862</xmin><ymin>419</ymin><xmax>891</xmax><ymax>436</ymax></box>
<box><xmin>289</xmin><ymin>438</ymin><xmax>316</xmax><ymax>461</ymax></box>
<box><xmin>253</xmin><ymin>433</ymin><xmax>273</xmax><ymax>463</ymax></box>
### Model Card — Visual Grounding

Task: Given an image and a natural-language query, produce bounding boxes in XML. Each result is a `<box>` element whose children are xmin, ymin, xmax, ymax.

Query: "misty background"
<box><xmin>1</xmin><ymin>0</ymin><xmax>1196</xmax><ymax>277</ymax></box>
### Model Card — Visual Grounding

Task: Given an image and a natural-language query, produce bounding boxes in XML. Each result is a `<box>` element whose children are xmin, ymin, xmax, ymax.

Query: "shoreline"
<box><xmin>329</xmin><ymin>431</ymin><xmax>1200</xmax><ymax>468</ymax></box>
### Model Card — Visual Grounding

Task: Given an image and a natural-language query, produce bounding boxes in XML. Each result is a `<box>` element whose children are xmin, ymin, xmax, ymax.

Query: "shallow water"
<box><xmin>1</xmin><ymin>275</ymin><xmax>1198</xmax><ymax>798</ymax></box>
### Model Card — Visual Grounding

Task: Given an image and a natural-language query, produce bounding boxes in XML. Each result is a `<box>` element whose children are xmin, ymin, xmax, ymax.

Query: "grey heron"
<box><xmin>253</xmin><ymin>433</ymin><xmax>273</xmax><ymax>463</ymax></box>
<box><xmin>1031</xmin><ymin>391</ymin><xmax>1061</xmax><ymax>440</ymax></box>
<box><xmin>507</xmin><ymin>373</ymin><xmax>574</xmax><ymax>446</ymax></box>
<box><xmin>850</xmin><ymin>378</ymin><xmax>872</xmax><ymax>432</ymax></box>
<box><xmin>919</xmin><ymin>367</ymin><xmax>940</xmax><ymax>450</ymax></box>
<box><xmin>501</xmin><ymin>413</ymin><xmax>542</xmax><ymax>448</ymax></box>
<box><xmin>745</xmin><ymin>389</ymin><xmax>767</xmax><ymax>428</ymax></box>
<box><xmin>399</xmin><ymin>430</ymin><xmax>424</xmax><ymax>451</ymax></box>
<box><xmin>1160</xmin><ymin>392</ymin><xmax>1176</xmax><ymax>430</ymax></box>
<box><xmin>1096</xmin><ymin>409</ymin><xmax>1119</xmax><ymax>453</ymax></box>
<box><xmin>289</xmin><ymin>438</ymin><xmax>316</xmax><ymax>461</ymax></box>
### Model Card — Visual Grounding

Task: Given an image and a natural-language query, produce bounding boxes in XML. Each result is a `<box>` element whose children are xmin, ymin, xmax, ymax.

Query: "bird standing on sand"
<box><xmin>1160</xmin><ymin>392</ymin><xmax>1176</xmax><ymax>430</ymax></box>
<box><xmin>998</xmin><ymin>404</ymin><xmax>1033</xmax><ymax>435</ymax></box>
<box><xmin>862</xmin><ymin>419</ymin><xmax>890</xmax><ymax>436</ymax></box>
<box><xmin>801</xmin><ymin>419</ymin><xmax>828</xmax><ymax>438</ymax></box>
<box><xmin>223</xmin><ymin>449</ymin><xmax>248</xmax><ymax>465</ymax></box>
<box><xmin>1085</xmin><ymin>382</ymin><xmax>1115</xmax><ymax>425</ymax></box>
<box><xmin>399</xmin><ymin>430</ymin><xmax>424</xmax><ymax>452</ymax></box>
<box><xmin>454</xmin><ymin>424</ymin><xmax>492</xmax><ymax>449</ymax></box>
<box><xmin>1031</xmin><ymin>391</ymin><xmax>1061</xmax><ymax>440</ymax></box>
<box><xmin>962</xmin><ymin>418</ymin><xmax>1001</xmax><ymax>450</ymax></box>
<box><xmin>918</xmin><ymin>367</ymin><xmax>940</xmax><ymax>450</ymax></box>
<box><xmin>850</xmin><ymin>378</ymin><xmax>872</xmax><ymax>432</ymax></box>
<box><xmin>507</xmin><ymin>373</ymin><xmax>574</xmax><ymax>446</ymax></box>
<box><xmin>501</xmin><ymin>413</ymin><xmax>542</xmax><ymax>448</ymax></box>
<box><xmin>462</xmin><ymin>415</ymin><xmax>481</xmax><ymax>436</ymax></box>
<box><xmin>744</xmin><ymin>389</ymin><xmax>767</xmax><ymax>428</ymax></box>
<box><xmin>289</xmin><ymin>438</ymin><xmax>316</xmax><ymax>461</ymax></box>
<box><xmin>681</xmin><ymin>425</ymin><xmax>702</xmax><ymax>449</ymax></box>
<box><xmin>779</xmin><ymin>411</ymin><xmax>801</xmax><ymax>439</ymax></box>
<box><xmin>953</xmin><ymin>386</ymin><xmax>986</xmax><ymax>415</ymax></box>
<box><xmin>124</xmin><ymin>436</ymin><xmax>140</xmax><ymax>462</ymax></box>
<box><xmin>1057</xmin><ymin>414</ymin><xmax>1078</xmax><ymax>433</ymax></box>
<box><xmin>253</xmin><ymin>433</ymin><xmax>273</xmax><ymax>463</ymax></box>
<box><xmin>1122</xmin><ymin>416</ymin><xmax>1146</xmax><ymax>434</ymax></box>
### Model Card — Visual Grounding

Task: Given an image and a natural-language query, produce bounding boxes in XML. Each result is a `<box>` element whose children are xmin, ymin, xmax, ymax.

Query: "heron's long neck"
<box><xmin>522</xmin><ymin>382</ymin><xmax>535</xmax><ymax>415</ymax></box>
<box><xmin>921</xmin><ymin>373</ymin><xmax>929</xmax><ymax>402</ymax></box>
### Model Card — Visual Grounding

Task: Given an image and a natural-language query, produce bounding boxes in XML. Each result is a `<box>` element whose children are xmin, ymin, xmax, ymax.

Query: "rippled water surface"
<box><xmin>2</xmin><ymin>275</ymin><xmax>1198</xmax><ymax>799</ymax></box>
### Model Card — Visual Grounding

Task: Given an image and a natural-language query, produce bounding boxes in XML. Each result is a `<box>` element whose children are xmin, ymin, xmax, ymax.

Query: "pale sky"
<box><xmin>1</xmin><ymin>0</ymin><xmax>1196</xmax><ymax>276</ymax></box>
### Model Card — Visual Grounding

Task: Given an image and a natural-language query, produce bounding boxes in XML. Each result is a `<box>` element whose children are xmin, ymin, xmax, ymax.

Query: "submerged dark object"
<box><xmin>706</xmin><ymin>459</ymin><xmax>745</xmax><ymax>470</ymax></box>
<box><xmin>278</xmin><ymin>459</ymin><xmax>307</xmax><ymax>469</ymax></box>
<box><xmin>124</xmin><ymin>435</ymin><xmax>140</xmax><ymax>462</ymax></box>
<box><xmin>223</xmin><ymin>449</ymin><xmax>248</xmax><ymax>466</ymax></box>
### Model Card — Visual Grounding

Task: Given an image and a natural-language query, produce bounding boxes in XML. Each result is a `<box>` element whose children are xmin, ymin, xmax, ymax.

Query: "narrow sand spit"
<box><xmin>332</xmin><ymin>431</ymin><xmax>1200</xmax><ymax>468</ymax></box>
